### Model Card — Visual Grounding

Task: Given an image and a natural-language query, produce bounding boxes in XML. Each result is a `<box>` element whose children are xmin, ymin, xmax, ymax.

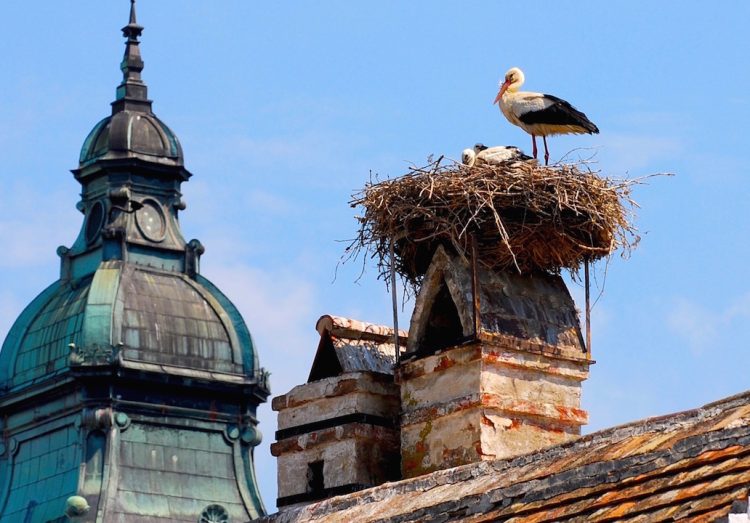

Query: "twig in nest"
<box><xmin>344</xmin><ymin>157</ymin><xmax>668</xmax><ymax>292</ymax></box>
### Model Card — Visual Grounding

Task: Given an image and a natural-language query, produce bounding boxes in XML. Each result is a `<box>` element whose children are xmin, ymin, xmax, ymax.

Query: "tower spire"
<box><xmin>113</xmin><ymin>0</ymin><xmax>152</xmax><ymax>113</ymax></box>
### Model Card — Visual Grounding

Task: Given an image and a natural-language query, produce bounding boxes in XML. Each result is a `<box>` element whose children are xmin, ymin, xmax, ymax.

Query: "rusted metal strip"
<box><xmin>471</xmin><ymin>235</ymin><xmax>481</xmax><ymax>337</ymax></box>
<box><xmin>390</xmin><ymin>239</ymin><xmax>400</xmax><ymax>366</ymax></box>
<box><xmin>585</xmin><ymin>258</ymin><xmax>591</xmax><ymax>357</ymax></box>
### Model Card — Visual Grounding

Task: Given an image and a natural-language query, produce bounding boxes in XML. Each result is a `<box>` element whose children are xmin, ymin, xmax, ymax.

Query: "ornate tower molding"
<box><xmin>0</xmin><ymin>3</ymin><xmax>269</xmax><ymax>521</ymax></box>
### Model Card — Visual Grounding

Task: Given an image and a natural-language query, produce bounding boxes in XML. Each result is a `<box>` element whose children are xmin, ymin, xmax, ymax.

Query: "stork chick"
<box><xmin>461</xmin><ymin>144</ymin><xmax>531</xmax><ymax>167</ymax></box>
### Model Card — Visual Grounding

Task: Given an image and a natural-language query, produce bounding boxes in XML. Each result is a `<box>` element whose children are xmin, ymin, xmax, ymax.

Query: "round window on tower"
<box><xmin>85</xmin><ymin>201</ymin><xmax>105</xmax><ymax>244</ymax></box>
<box><xmin>135</xmin><ymin>198</ymin><xmax>167</xmax><ymax>242</ymax></box>
<box><xmin>199</xmin><ymin>504</ymin><xmax>229</xmax><ymax>523</ymax></box>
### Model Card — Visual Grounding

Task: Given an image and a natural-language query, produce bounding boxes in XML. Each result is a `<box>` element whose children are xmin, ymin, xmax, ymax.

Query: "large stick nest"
<box><xmin>347</xmin><ymin>157</ymin><xmax>644</xmax><ymax>286</ymax></box>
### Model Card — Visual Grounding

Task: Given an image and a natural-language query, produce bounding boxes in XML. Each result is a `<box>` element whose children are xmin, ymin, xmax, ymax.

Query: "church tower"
<box><xmin>0</xmin><ymin>2</ymin><xmax>269</xmax><ymax>521</ymax></box>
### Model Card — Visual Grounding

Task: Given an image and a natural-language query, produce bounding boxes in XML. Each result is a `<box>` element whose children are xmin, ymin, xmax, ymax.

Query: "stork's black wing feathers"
<box><xmin>518</xmin><ymin>94</ymin><xmax>599</xmax><ymax>134</ymax></box>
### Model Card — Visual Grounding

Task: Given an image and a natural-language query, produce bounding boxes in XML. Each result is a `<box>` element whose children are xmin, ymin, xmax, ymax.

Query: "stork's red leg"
<box><xmin>531</xmin><ymin>134</ymin><xmax>538</xmax><ymax>159</ymax></box>
<box><xmin>542</xmin><ymin>135</ymin><xmax>549</xmax><ymax>166</ymax></box>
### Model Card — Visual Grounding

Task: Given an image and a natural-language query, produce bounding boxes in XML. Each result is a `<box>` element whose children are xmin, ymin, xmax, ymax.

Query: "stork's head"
<box><xmin>461</xmin><ymin>148</ymin><xmax>476</xmax><ymax>167</ymax></box>
<box><xmin>494</xmin><ymin>67</ymin><xmax>525</xmax><ymax>104</ymax></box>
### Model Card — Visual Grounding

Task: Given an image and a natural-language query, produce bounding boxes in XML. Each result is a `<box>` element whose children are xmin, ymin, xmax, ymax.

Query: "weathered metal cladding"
<box><xmin>331</xmin><ymin>338</ymin><xmax>397</xmax><ymax>375</ymax></box>
<box><xmin>478</xmin><ymin>271</ymin><xmax>584</xmax><ymax>351</ymax></box>
<box><xmin>79</xmin><ymin>111</ymin><xmax>184</xmax><ymax>168</ymax></box>
<box><xmin>106</xmin><ymin>416</ymin><xmax>263</xmax><ymax>521</ymax></box>
<box><xmin>118</xmin><ymin>264</ymin><xmax>244</xmax><ymax>374</ymax></box>
<box><xmin>0</xmin><ymin>416</ymin><xmax>81</xmax><ymax>523</ymax></box>
<box><xmin>0</xmin><ymin>3</ymin><xmax>270</xmax><ymax>520</ymax></box>
<box><xmin>0</xmin><ymin>398</ymin><xmax>265</xmax><ymax>522</ymax></box>
<box><xmin>0</xmin><ymin>261</ymin><xmax>258</xmax><ymax>391</ymax></box>
<box><xmin>0</xmin><ymin>279</ymin><xmax>90</xmax><ymax>391</ymax></box>
<box><xmin>308</xmin><ymin>315</ymin><xmax>407</xmax><ymax>381</ymax></box>
<box><xmin>0</xmin><ymin>257</ymin><xmax>269</xmax><ymax>520</ymax></box>
<box><xmin>78</xmin><ymin>0</ymin><xmax>184</xmax><ymax>173</ymax></box>
<box><xmin>407</xmin><ymin>246</ymin><xmax>585</xmax><ymax>358</ymax></box>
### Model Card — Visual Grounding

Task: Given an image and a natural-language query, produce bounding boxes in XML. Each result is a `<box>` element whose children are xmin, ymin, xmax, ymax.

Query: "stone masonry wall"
<box><xmin>398</xmin><ymin>341</ymin><xmax>589</xmax><ymax>478</ymax></box>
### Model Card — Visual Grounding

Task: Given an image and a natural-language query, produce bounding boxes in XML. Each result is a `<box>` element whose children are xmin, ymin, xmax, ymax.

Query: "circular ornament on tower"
<box><xmin>85</xmin><ymin>201</ymin><xmax>106</xmax><ymax>244</ymax></box>
<box><xmin>135</xmin><ymin>198</ymin><xmax>167</xmax><ymax>242</ymax></box>
<box><xmin>199</xmin><ymin>504</ymin><xmax>229</xmax><ymax>523</ymax></box>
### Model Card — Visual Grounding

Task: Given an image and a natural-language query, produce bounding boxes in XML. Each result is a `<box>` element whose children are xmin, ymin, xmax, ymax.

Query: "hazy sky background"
<box><xmin>2</xmin><ymin>0</ymin><xmax>749</xmax><ymax>512</ymax></box>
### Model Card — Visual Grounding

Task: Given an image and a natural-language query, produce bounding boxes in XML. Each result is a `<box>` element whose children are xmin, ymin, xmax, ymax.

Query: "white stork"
<box><xmin>494</xmin><ymin>67</ymin><xmax>599</xmax><ymax>165</ymax></box>
<box><xmin>461</xmin><ymin>144</ymin><xmax>531</xmax><ymax>167</ymax></box>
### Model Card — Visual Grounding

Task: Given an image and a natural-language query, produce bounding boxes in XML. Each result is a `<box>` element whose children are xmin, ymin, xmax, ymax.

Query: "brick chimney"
<box><xmin>271</xmin><ymin>316</ymin><xmax>404</xmax><ymax>507</ymax></box>
<box><xmin>398</xmin><ymin>246</ymin><xmax>591</xmax><ymax>478</ymax></box>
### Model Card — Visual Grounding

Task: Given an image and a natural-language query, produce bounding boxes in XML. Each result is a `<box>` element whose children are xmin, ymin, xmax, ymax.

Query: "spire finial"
<box><xmin>123</xmin><ymin>0</ymin><xmax>141</xmax><ymax>38</ymax></box>
<box><xmin>112</xmin><ymin>0</ymin><xmax>151</xmax><ymax>114</ymax></box>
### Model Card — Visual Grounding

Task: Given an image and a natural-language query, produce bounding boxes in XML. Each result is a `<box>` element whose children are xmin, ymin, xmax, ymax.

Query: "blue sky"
<box><xmin>2</xmin><ymin>0</ymin><xmax>750</xmax><ymax>511</ymax></box>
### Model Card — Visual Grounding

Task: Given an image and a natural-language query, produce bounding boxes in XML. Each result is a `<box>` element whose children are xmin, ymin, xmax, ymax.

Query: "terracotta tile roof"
<box><xmin>263</xmin><ymin>390</ymin><xmax>750</xmax><ymax>522</ymax></box>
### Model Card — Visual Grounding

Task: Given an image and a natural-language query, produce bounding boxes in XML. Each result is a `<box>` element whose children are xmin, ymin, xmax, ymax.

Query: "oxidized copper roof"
<box><xmin>79</xmin><ymin>111</ymin><xmax>184</xmax><ymax>167</ymax></box>
<box><xmin>1</xmin><ymin>279</ymin><xmax>89</xmax><ymax>390</ymax></box>
<box><xmin>77</xmin><ymin>0</ymin><xmax>185</xmax><ymax>169</ymax></box>
<box><xmin>262</xmin><ymin>390</ymin><xmax>750</xmax><ymax>522</ymax></box>
<box><xmin>0</xmin><ymin>261</ymin><xmax>259</xmax><ymax>393</ymax></box>
<box><xmin>0</xmin><ymin>3</ymin><xmax>267</xmax><ymax>520</ymax></box>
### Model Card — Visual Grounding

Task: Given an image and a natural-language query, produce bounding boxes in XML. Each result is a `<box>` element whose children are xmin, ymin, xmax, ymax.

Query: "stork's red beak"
<box><xmin>494</xmin><ymin>81</ymin><xmax>510</xmax><ymax>104</ymax></box>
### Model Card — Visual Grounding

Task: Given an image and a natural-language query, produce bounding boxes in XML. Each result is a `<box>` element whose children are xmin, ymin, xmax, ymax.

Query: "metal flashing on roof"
<box><xmin>407</xmin><ymin>245</ymin><xmax>585</xmax><ymax>358</ymax></box>
<box><xmin>308</xmin><ymin>315</ymin><xmax>407</xmax><ymax>382</ymax></box>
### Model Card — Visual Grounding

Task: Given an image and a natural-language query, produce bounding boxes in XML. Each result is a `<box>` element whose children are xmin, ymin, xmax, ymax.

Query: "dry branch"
<box><xmin>347</xmin><ymin>157</ymin><xmax>651</xmax><ymax>288</ymax></box>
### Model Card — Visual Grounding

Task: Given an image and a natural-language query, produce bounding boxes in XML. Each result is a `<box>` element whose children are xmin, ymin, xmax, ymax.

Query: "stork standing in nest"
<box><xmin>494</xmin><ymin>67</ymin><xmax>599</xmax><ymax>165</ymax></box>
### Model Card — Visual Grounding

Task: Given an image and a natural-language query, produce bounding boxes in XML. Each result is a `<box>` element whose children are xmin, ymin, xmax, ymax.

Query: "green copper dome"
<box><xmin>0</xmin><ymin>262</ymin><xmax>260</xmax><ymax>393</ymax></box>
<box><xmin>79</xmin><ymin>112</ymin><xmax>184</xmax><ymax>167</ymax></box>
<box><xmin>0</xmin><ymin>3</ymin><xmax>268</xmax><ymax>521</ymax></box>
<box><xmin>78</xmin><ymin>0</ymin><xmax>184</xmax><ymax>170</ymax></box>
